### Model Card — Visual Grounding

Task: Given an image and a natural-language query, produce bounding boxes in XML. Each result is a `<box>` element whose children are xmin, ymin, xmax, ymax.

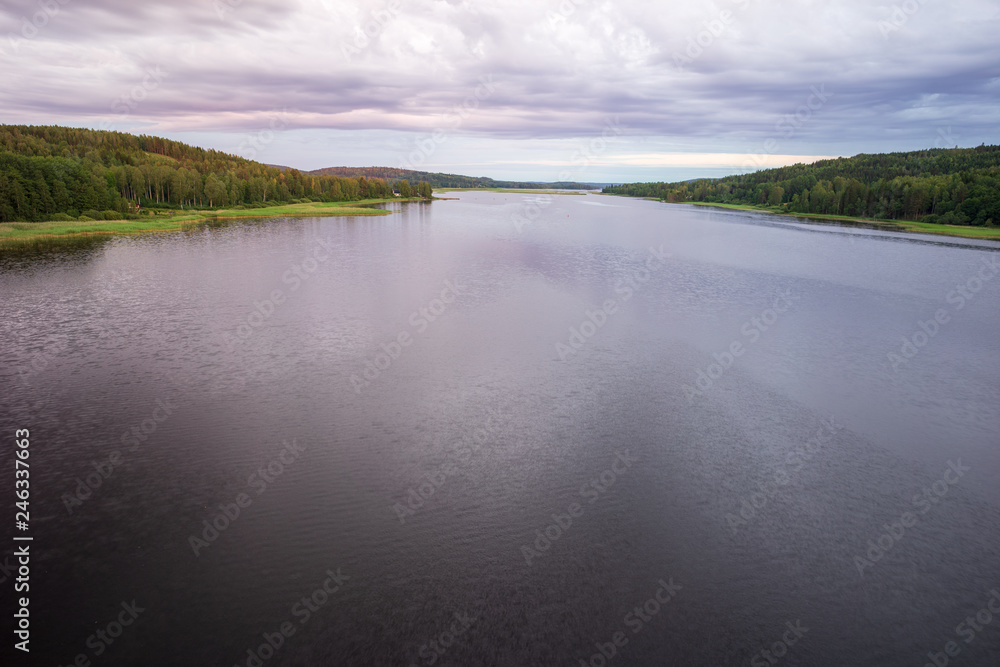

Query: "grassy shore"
<box><xmin>679</xmin><ymin>201</ymin><xmax>1000</xmax><ymax>241</ymax></box>
<box><xmin>0</xmin><ymin>199</ymin><xmax>415</xmax><ymax>249</ymax></box>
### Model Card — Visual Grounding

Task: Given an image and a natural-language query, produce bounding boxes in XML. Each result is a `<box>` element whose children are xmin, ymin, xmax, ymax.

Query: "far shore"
<box><xmin>434</xmin><ymin>188</ymin><xmax>590</xmax><ymax>194</ymax></box>
<box><xmin>7</xmin><ymin>193</ymin><xmax>998</xmax><ymax>250</ymax></box>
<box><xmin>0</xmin><ymin>198</ymin><xmax>422</xmax><ymax>249</ymax></box>
<box><xmin>598</xmin><ymin>194</ymin><xmax>1000</xmax><ymax>241</ymax></box>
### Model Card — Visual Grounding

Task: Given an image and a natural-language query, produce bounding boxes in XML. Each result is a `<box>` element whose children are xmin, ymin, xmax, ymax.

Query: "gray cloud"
<box><xmin>1</xmin><ymin>0</ymin><xmax>997</xmax><ymax>176</ymax></box>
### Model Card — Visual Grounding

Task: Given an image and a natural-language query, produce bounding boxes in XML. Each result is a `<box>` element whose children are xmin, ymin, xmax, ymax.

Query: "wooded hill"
<box><xmin>603</xmin><ymin>145</ymin><xmax>1000</xmax><ymax>226</ymax></box>
<box><xmin>305</xmin><ymin>165</ymin><xmax>594</xmax><ymax>190</ymax></box>
<box><xmin>0</xmin><ymin>125</ymin><xmax>431</xmax><ymax>223</ymax></box>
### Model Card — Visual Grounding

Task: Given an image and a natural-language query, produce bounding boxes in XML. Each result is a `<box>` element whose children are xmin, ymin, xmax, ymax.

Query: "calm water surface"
<box><xmin>1</xmin><ymin>192</ymin><xmax>999</xmax><ymax>666</ymax></box>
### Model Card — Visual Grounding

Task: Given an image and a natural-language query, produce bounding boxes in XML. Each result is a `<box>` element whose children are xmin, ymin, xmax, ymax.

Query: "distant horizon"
<box><xmin>13</xmin><ymin>119</ymin><xmax>989</xmax><ymax>185</ymax></box>
<box><xmin>66</xmin><ymin>122</ymin><xmax>853</xmax><ymax>184</ymax></box>
<box><xmin>58</xmin><ymin>122</ymin><xmax>859</xmax><ymax>184</ymax></box>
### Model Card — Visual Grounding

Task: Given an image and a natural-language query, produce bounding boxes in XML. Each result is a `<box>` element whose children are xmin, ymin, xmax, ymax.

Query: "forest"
<box><xmin>0</xmin><ymin>125</ymin><xmax>432</xmax><ymax>223</ymax></box>
<box><xmin>306</xmin><ymin>165</ymin><xmax>593</xmax><ymax>190</ymax></box>
<box><xmin>603</xmin><ymin>145</ymin><xmax>1000</xmax><ymax>226</ymax></box>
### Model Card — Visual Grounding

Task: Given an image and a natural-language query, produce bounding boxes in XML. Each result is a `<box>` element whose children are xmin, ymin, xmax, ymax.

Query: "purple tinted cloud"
<box><xmin>0</xmin><ymin>0</ymin><xmax>997</xmax><ymax>171</ymax></box>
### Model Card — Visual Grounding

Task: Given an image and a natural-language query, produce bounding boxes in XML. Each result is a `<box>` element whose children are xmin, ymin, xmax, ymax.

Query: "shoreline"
<box><xmin>685</xmin><ymin>201</ymin><xmax>1000</xmax><ymax>241</ymax></box>
<box><xmin>0</xmin><ymin>198</ymin><xmax>423</xmax><ymax>249</ymax></box>
<box><xmin>7</xmin><ymin>193</ymin><xmax>998</xmax><ymax>249</ymax></box>
<box><xmin>434</xmin><ymin>188</ymin><xmax>590</xmax><ymax>194</ymax></box>
<box><xmin>598</xmin><ymin>195</ymin><xmax>1000</xmax><ymax>241</ymax></box>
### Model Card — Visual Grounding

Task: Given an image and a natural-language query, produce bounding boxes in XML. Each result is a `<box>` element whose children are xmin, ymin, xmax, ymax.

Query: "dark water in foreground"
<box><xmin>1</xmin><ymin>192</ymin><xmax>999</xmax><ymax>666</ymax></box>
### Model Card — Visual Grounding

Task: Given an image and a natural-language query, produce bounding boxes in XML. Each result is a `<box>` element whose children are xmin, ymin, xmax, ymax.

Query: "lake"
<box><xmin>2</xmin><ymin>192</ymin><xmax>999</xmax><ymax>666</ymax></box>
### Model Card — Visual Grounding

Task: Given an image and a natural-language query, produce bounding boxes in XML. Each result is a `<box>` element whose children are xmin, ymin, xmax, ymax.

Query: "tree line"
<box><xmin>603</xmin><ymin>145</ymin><xmax>1000</xmax><ymax>226</ymax></box>
<box><xmin>309</xmin><ymin>166</ymin><xmax>593</xmax><ymax>190</ymax></box>
<box><xmin>0</xmin><ymin>125</ymin><xmax>432</xmax><ymax>222</ymax></box>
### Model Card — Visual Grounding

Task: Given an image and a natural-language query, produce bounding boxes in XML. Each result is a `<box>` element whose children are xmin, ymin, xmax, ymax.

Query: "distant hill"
<box><xmin>306</xmin><ymin>166</ymin><xmax>595</xmax><ymax>190</ymax></box>
<box><xmin>0</xmin><ymin>125</ymin><xmax>430</xmax><ymax>222</ymax></box>
<box><xmin>604</xmin><ymin>145</ymin><xmax>1000</xmax><ymax>226</ymax></box>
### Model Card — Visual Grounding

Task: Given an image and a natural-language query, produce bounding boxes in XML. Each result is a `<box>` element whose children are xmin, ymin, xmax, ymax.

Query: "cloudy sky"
<box><xmin>1</xmin><ymin>0</ymin><xmax>998</xmax><ymax>182</ymax></box>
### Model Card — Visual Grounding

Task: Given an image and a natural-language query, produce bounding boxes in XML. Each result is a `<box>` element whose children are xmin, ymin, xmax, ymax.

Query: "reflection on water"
<box><xmin>1</xmin><ymin>192</ymin><xmax>999</xmax><ymax>666</ymax></box>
